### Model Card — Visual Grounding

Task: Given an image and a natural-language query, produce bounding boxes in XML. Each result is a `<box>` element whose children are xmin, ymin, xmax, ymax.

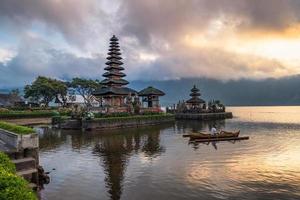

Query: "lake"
<box><xmin>38</xmin><ymin>106</ymin><xmax>300</xmax><ymax>200</ymax></box>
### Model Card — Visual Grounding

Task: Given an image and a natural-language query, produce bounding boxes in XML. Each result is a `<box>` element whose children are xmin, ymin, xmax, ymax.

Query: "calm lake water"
<box><xmin>38</xmin><ymin>106</ymin><xmax>300</xmax><ymax>200</ymax></box>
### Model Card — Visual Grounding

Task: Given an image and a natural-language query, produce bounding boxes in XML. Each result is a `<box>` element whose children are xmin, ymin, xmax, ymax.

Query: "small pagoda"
<box><xmin>186</xmin><ymin>85</ymin><xmax>206</xmax><ymax>110</ymax></box>
<box><xmin>93</xmin><ymin>35</ymin><xmax>137</xmax><ymax>112</ymax></box>
<box><xmin>138</xmin><ymin>86</ymin><xmax>165</xmax><ymax>111</ymax></box>
<box><xmin>174</xmin><ymin>84</ymin><xmax>232</xmax><ymax>120</ymax></box>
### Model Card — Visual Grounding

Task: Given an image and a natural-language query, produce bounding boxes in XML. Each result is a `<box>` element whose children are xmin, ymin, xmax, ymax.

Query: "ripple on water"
<box><xmin>39</xmin><ymin>107</ymin><xmax>300</xmax><ymax>200</ymax></box>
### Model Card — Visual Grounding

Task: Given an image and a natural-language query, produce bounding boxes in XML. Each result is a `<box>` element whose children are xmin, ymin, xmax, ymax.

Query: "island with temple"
<box><xmin>172</xmin><ymin>85</ymin><xmax>233</xmax><ymax>120</ymax></box>
<box><xmin>53</xmin><ymin>35</ymin><xmax>233</xmax><ymax>129</ymax></box>
<box><xmin>92</xmin><ymin>35</ymin><xmax>166</xmax><ymax>114</ymax></box>
<box><xmin>56</xmin><ymin>35</ymin><xmax>174</xmax><ymax>130</ymax></box>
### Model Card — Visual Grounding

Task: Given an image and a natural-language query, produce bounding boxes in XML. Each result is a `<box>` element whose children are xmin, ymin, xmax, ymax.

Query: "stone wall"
<box><xmin>82</xmin><ymin>115</ymin><xmax>175</xmax><ymax>130</ymax></box>
<box><xmin>0</xmin><ymin>128</ymin><xmax>18</xmax><ymax>149</ymax></box>
<box><xmin>60</xmin><ymin>119</ymin><xmax>82</xmax><ymax>130</ymax></box>
<box><xmin>175</xmin><ymin>112</ymin><xmax>233</xmax><ymax>120</ymax></box>
<box><xmin>0</xmin><ymin>128</ymin><xmax>38</xmax><ymax>151</ymax></box>
<box><xmin>52</xmin><ymin>117</ymin><xmax>82</xmax><ymax>130</ymax></box>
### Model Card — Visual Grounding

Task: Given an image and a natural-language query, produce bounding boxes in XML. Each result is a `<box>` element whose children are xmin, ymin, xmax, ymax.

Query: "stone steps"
<box><xmin>14</xmin><ymin>157</ymin><xmax>38</xmax><ymax>185</ymax></box>
<box><xmin>12</xmin><ymin>157</ymin><xmax>36</xmax><ymax>171</ymax></box>
<box><xmin>28</xmin><ymin>183</ymin><xmax>38</xmax><ymax>190</ymax></box>
<box><xmin>16</xmin><ymin>168</ymin><xmax>38</xmax><ymax>176</ymax></box>
<box><xmin>17</xmin><ymin>168</ymin><xmax>38</xmax><ymax>182</ymax></box>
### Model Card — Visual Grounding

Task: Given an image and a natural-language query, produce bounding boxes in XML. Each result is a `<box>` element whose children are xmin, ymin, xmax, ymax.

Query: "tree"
<box><xmin>9</xmin><ymin>89</ymin><xmax>21</xmax><ymax>103</ymax></box>
<box><xmin>69</xmin><ymin>78</ymin><xmax>101</xmax><ymax>108</ymax></box>
<box><xmin>10</xmin><ymin>89</ymin><xmax>20</xmax><ymax>96</ymax></box>
<box><xmin>51</xmin><ymin>79</ymin><xmax>68</xmax><ymax>106</ymax></box>
<box><xmin>24</xmin><ymin>76</ymin><xmax>67</xmax><ymax>107</ymax></box>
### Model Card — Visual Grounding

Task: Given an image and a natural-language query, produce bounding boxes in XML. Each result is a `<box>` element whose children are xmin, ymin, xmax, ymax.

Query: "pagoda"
<box><xmin>93</xmin><ymin>35</ymin><xmax>137</xmax><ymax>111</ymax></box>
<box><xmin>186</xmin><ymin>85</ymin><xmax>206</xmax><ymax>109</ymax></box>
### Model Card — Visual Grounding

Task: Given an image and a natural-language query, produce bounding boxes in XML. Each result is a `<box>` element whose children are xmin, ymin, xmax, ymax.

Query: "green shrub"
<box><xmin>57</xmin><ymin>108</ymin><xmax>72</xmax><ymax>116</ymax></box>
<box><xmin>0</xmin><ymin>111</ymin><xmax>57</xmax><ymax>119</ymax></box>
<box><xmin>0</xmin><ymin>153</ymin><xmax>15</xmax><ymax>173</ymax></box>
<box><xmin>93</xmin><ymin>112</ymin><xmax>105</xmax><ymax>118</ymax></box>
<box><xmin>94</xmin><ymin>112</ymin><xmax>131</xmax><ymax>118</ymax></box>
<box><xmin>0</xmin><ymin>121</ymin><xmax>34</xmax><ymax>135</ymax></box>
<box><xmin>0</xmin><ymin>108</ymin><xmax>9</xmax><ymax>113</ymax></box>
<box><xmin>94</xmin><ymin>113</ymin><xmax>174</xmax><ymax>121</ymax></box>
<box><xmin>0</xmin><ymin>171</ymin><xmax>37</xmax><ymax>200</ymax></box>
<box><xmin>142</xmin><ymin>111</ymin><xmax>164</xmax><ymax>115</ymax></box>
<box><xmin>0</xmin><ymin>152</ymin><xmax>37</xmax><ymax>200</ymax></box>
<box><xmin>9</xmin><ymin>107</ymin><xmax>56</xmax><ymax>111</ymax></box>
<box><xmin>51</xmin><ymin>115</ymin><xmax>69</xmax><ymax>124</ymax></box>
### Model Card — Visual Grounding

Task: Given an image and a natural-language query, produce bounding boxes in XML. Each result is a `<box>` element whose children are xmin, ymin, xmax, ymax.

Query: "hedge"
<box><xmin>93</xmin><ymin>112</ymin><xmax>166</xmax><ymax>119</ymax></box>
<box><xmin>0</xmin><ymin>152</ymin><xmax>37</xmax><ymax>200</ymax></box>
<box><xmin>0</xmin><ymin>121</ymin><xmax>34</xmax><ymax>135</ymax></box>
<box><xmin>94</xmin><ymin>113</ymin><xmax>174</xmax><ymax>122</ymax></box>
<box><xmin>0</xmin><ymin>111</ymin><xmax>58</xmax><ymax>119</ymax></box>
<box><xmin>93</xmin><ymin>112</ymin><xmax>131</xmax><ymax>118</ymax></box>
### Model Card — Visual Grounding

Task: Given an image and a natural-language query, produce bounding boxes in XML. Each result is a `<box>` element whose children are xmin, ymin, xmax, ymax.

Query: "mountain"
<box><xmin>129</xmin><ymin>75</ymin><xmax>300</xmax><ymax>106</ymax></box>
<box><xmin>2</xmin><ymin>75</ymin><xmax>300</xmax><ymax>107</ymax></box>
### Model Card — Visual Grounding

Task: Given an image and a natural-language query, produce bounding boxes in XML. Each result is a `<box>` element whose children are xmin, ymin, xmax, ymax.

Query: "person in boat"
<box><xmin>210</xmin><ymin>126</ymin><xmax>218</xmax><ymax>136</ymax></box>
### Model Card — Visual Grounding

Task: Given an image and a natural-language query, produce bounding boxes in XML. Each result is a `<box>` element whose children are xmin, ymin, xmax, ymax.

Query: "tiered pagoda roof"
<box><xmin>186</xmin><ymin>85</ymin><xmax>205</xmax><ymax>104</ymax></box>
<box><xmin>101</xmin><ymin>35</ymin><xmax>128</xmax><ymax>86</ymax></box>
<box><xmin>93</xmin><ymin>35</ymin><xmax>137</xmax><ymax>96</ymax></box>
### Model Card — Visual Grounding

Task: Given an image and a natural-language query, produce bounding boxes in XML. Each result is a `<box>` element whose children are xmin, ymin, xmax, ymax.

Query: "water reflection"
<box><xmin>175</xmin><ymin>119</ymin><xmax>226</xmax><ymax>133</ymax></box>
<box><xmin>38</xmin><ymin>125</ymin><xmax>169</xmax><ymax>200</ymax></box>
<box><xmin>38</xmin><ymin>107</ymin><xmax>300</xmax><ymax>200</ymax></box>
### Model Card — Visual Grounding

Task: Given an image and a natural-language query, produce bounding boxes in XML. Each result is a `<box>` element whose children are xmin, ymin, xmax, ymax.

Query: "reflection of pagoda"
<box><xmin>94</xmin><ymin>136</ymin><xmax>129</xmax><ymax>200</ymax></box>
<box><xmin>186</xmin><ymin>85</ymin><xmax>206</xmax><ymax>109</ymax></box>
<box><xmin>92</xmin><ymin>127</ymin><xmax>166</xmax><ymax>200</ymax></box>
<box><xmin>93</xmin><ymin>35</ymin><xmax>137</xmax><ymax>111</ymax></box>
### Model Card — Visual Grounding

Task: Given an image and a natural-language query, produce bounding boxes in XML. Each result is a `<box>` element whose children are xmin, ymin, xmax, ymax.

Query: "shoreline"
<box><xmin>2</xmin><ymin>118</ymin><xmax>52</xmax><ymax>126</ymax></box>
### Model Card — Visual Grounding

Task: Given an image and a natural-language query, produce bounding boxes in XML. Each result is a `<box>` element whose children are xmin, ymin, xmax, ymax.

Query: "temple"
<box><xmin>93</xmin><ymin>35</ymin><xmax>164</xmax><ymax>113</ymax></box>
<box><xmin>138</xmin><ymin>86</ymin><xmax>165</xmax><ymax>112</ymax></box>
<box><xmin>93</xmin><ymin>35</ymin><xmax>137</xmax><ymax>113</ymax></box>
<box><xmin>186</xmin><ymin>85</ymin><xmax>206</xmax><ymax>110</ymax></box>
<box><xmin>173</xmin><ymin>84</ymin><xmax>232</xmax><ymax>119</ymax></box>
<box><xmin>175</xmin><ymin>84</ymin><xmax>227</xmax><ymax>113</ymax></box>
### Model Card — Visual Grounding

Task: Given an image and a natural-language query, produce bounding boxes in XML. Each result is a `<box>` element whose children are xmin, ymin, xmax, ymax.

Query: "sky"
<box><xmin>1</xmin><ymin>0</ymin><xmax>300</xmax><ymax>88</ymax></box>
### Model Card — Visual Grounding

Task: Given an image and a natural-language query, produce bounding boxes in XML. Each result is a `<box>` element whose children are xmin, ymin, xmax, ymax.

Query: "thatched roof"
<box><xmin>93</xmin><ymin>86</ymin><xmax>137</xmax><ymax>96</ymax></box>
<box><xmin>138</xmin><ymin>86</ymin><xmax>165</xmax><ymax>96</ymax></box>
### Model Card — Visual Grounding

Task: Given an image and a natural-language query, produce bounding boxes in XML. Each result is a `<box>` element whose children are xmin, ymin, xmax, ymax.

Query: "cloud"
<box><xmin>0</xmin><ymin>35</ymin><xmax>104</xmax><ymax>88</ymax></box>
<box><xmin>0</xmin><ymin>0</ymin><xmax>112</xmax><ymax>48</ymax></box>
<box><xmin>118</xmin><ymin>0</ymin><xmax>300</xmax><ymax>43</ymax></box>
<box><xmin>1</xmin><ymin>0</ymin><xmax>300</xmax><ymax>88</ymax></box>
<box><xmin>117</xmin><ymin>0</ymin><xmax>300</xmax><ymax>80</ymax></box>
<box><xmin>127</xmin><ymin>46</ymin><xmax>295</xmax><ymax>81</ymax></box>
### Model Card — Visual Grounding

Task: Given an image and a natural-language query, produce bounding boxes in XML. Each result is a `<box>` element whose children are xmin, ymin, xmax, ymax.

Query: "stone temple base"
<box><xmin>175</xmin><ymin>112</ymin><xmax>233</xmax><ymax>120</ymax></box>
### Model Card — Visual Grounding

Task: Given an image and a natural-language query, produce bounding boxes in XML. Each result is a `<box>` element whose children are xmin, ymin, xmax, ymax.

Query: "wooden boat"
<box><xmin>188</xmin><ymin>130</ymin><xmax>240</xmax><ymax>140</ymax></box>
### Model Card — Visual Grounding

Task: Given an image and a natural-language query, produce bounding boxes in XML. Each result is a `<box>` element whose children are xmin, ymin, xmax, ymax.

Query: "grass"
<box><xmin>0</xmin><ymin>121</ymin><xmax>34</xmax><ymax>135</ymax></box>
<box><xmin>0</xmin><ymin>110</ymin><xmax>58</xmax><ymax>119</ymax></box>
<box><xmin>0</xmin><ymin>153</ymin><xmax>15</xmax><ymax>174</ymax></box>
<box><xmin>0</xmin><ymin>152</ymin><xmax>37</xmax><ymax>200</ymax></box>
